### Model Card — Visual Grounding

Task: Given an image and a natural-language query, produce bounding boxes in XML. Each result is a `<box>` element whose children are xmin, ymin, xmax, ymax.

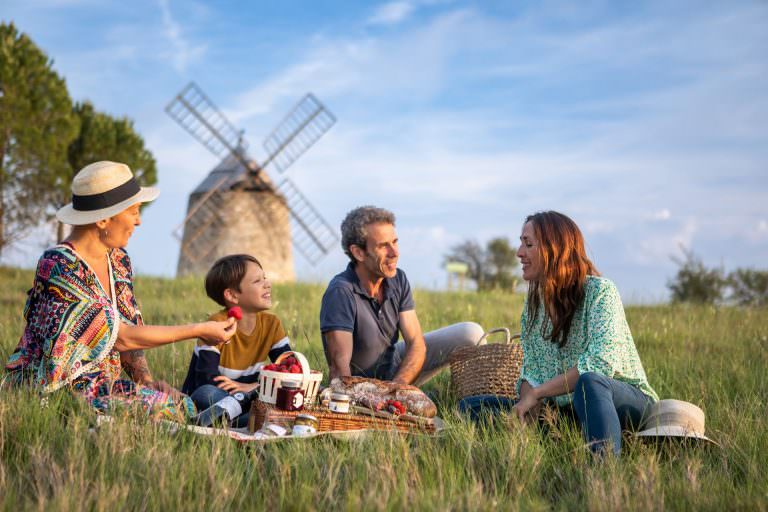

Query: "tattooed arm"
<box><xmin>120</xmin><ymin>349</ymin><xmax>183</xmax><ymax>399</ymax></box>
<box><xmin>120</xmin><ymin>350</ymin><xmax>153</xmax><ymax>384</ymax></box>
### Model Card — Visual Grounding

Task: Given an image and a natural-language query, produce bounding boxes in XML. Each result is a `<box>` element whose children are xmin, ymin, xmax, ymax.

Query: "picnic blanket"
<box><xmin>95</xmin><ymin>415</ymin><xmax>444</xmax><ymax>444</ymax></box>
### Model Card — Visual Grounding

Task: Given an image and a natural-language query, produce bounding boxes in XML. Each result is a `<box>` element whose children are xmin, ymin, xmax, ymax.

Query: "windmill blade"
<box><xmin>276</xmin><ymin>178</ymin><xmax>338</xmax><ymax>265</ymax></box>
<box><xmin>262</xmin><ymin>94</ymin><xmax>336</xmax><ymax>174</ymax></box>
<box><xmin>176</xmin><ymin>191</ymin><xmax>226</xmax><ymax>264</ymax></box>
<box><xmin>166</xmin><ymin>83</ymin><xmax>273</xmax><ymax>244</ymax></box>
<box><xmin>165</xmin><ymin>82</ymin><xmax>244</xmax><ymax>160</ymax></box>
<box><xmin>171</xmin><ymin>174</ymin><xmax>229</xmax><ymax>241</ymax></box>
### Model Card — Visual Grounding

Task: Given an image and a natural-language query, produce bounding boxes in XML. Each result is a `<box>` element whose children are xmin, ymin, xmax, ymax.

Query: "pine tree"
<box><xmin>56</xmin><ymin>101</ymin><xmax>158</xmax><ymax>240</ymax></box>
<box><xmin>0</xmin><ymin>22</ymin><xmax>78</xmax><ymax>255</ymax></box>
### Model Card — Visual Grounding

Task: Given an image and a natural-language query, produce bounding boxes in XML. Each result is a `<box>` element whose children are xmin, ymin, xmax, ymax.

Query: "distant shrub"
<box><xmin>667</xmin><ymin>248</ymin><xmax>727</xmax><ymax>304</ymax></box>
<box><xmin>667</xmin><ymin>247</ymin><xmax>768</xmax><ymax>306</ymax></box>
<box><xmin>728</xmin><ymin>268</ymin><xmax>768</xmax><ymax>307</ymax></box>
<box><xmin>443</xmin><ymin>237</ymin><xmax>519</xmax><ymax>291</ymax></box>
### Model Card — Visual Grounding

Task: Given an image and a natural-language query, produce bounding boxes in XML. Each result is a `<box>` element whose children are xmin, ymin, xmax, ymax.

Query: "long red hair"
<box><xmin>525</xmin><ymin>211</ymin><xmax>599</xmax><ymax>347</ymax></box>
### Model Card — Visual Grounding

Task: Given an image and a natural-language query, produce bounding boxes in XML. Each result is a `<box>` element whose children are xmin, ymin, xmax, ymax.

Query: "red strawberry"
<box><xmin>227</xmin><ymin>306</ymin><xmax>243</xmax><ymax>320</ymax></box>
<box><xmin>289</xmin><ymin>364</ymin><xmax>302</xmax><ymax>374</ymax></box>
<box><xmin>385</xmin><ymin>399</ymin><xmax>406</xmax><ymax>416</ymax></box>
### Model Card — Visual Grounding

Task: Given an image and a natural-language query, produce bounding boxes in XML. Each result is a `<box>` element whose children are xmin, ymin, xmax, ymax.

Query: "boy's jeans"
<box><xmin>457</xmin><ymin>372</ymin><xmax>652</xmax><ymax>455</ymax></box>
<box><xmin>189</xmin><ymin>384</ymin><xmax>251</xmax><ymax>428</ymax></box>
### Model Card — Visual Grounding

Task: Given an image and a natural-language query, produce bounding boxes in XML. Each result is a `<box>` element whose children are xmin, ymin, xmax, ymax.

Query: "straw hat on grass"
<box><xmin>635</xmin><ymin>399</ymin><xmax>717</xmax><ymax>445</ymax></box>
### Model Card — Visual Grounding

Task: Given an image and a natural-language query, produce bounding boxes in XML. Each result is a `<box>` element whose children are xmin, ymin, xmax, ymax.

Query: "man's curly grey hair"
<box><xmin>341</xmin><ymin>206</ymin><xmax>396</xmax><ymax>261</ymax></box>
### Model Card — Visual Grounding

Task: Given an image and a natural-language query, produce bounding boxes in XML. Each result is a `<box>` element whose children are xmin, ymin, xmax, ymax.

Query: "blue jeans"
<box><xmin>189</xmin><ymin>384</ymin><xmax>250</xmax><ymax>428</ymax></box>
<box><xmin>572</xmin><ymin>372</ymin><xmax>652</xmax><ymax>456</ymax></box>
<box><xmin>458</xmin><ymin>394</ymin><xmax>516</xmax><ymax>422</ymax></box>
<box><xmin>457</xmin><ymin>372</ymin><xmax>652</xmax><ymax>456</ymax></box>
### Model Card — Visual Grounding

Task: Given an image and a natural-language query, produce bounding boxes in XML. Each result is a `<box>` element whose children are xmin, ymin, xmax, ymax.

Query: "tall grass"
<box><xmin>1</xmin><ymin>266</ymin><xmax>766</xmax><ymax>510</ymax></box>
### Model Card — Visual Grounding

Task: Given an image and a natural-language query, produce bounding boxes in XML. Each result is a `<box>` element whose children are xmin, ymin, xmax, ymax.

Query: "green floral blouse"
<box><xmin>518</xmin><ymin>276</ymin><xmax>658</xmax><ymax>406</ymax></box>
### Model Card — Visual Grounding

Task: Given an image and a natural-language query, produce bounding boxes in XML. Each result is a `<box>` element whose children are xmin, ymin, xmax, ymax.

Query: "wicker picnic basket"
<box><xmin>449</xmin><ymin>327</ymin><xmax>523</xmax><ymax>400</ymax></box>
<box><xmin>258</xmin><ymin>351</ymin><xmax>323</xmax><ymax>405</ymax></box>
<box><xmin>249</xmin><ymin>401</ymin><xmax>437</xmax><ymax>434</ymax></box>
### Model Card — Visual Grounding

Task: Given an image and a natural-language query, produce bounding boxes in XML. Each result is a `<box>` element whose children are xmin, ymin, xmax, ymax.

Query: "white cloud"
<box><xmin>226</xmin><ymin>8</ymin><xmax>473</xmax><ymax>124</ymax></box>
<box><xmin>582</xmin><ymin>220</ymin><xmax>617</xmax><ymax>235</ymax></box>
<box><xmin>157</xmin><ymin>0</ymin><xmax>207</xmax><ymax>72</ymax></box>
<box><xmin>650</xmin><ymin>209</ymin><xmax>671</xmax><ymax>221</ymax></box>
<box><xmin>745</xmin><ymin>219</ymin><xmax>768</xmax><ymax>242</ymax></box>
<box><xmin>368</xmin><ymin>1</ymin><xmax>415</xmax><ymax>26</ymax></box>
<box><xmin>629</xmin><ymin>217</ymin><xmax>699</xmax><ymax>266</ymax></box>
<box><xmin>2</xmin><ymin>0</ymin><xmax>766</xmax><ymax>301</ymax></box>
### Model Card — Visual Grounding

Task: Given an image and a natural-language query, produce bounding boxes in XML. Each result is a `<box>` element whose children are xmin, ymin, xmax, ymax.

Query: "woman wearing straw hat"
<box><xmin>4</xmin><ymin>161</ymin><xmax>236</xmax><ymax>420</ymax></box>
<box><xmin>511</xmin><ymin>211</ymin><xmax>659</xmax><ymax>456</ymax></box>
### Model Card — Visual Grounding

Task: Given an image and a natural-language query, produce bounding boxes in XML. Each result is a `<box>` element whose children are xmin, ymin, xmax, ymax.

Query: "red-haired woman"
<box><xmin>512</xmin><ymin>211</ymin><xmax>658</xmax><ymax>455</ymax></box>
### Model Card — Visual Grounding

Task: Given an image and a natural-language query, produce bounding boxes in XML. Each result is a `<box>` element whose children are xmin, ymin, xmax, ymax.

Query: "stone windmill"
<box><xmin>166</xmin><ymin>82</ymin><xmax>338</xmax><ymax>281</ymax></box>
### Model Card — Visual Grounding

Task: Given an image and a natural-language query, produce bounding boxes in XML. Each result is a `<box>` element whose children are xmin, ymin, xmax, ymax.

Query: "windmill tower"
<box><xmin>165</xmin><ymin>82</ymin><xmax>338</xmax><ymax>281</ymax></box>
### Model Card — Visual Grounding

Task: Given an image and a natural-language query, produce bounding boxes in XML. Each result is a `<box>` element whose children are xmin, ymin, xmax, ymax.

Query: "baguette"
<box><xmin>329</xmin><ymin>376</ymin><xmax>437</xmax><ymax>418</ymax></box>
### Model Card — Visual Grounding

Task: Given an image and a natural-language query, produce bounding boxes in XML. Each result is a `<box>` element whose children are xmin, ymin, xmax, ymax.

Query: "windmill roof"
<box><xmin>191</xmin><ymin>152</ymin><xmax>263</xmax><ymax>195</ymax></box>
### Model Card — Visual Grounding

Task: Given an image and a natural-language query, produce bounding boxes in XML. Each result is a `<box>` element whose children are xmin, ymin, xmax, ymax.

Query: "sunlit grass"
<box><xmin>1</xmin><ymin>266</ymin><xmax>766</xmax><ymax>510</ymax></box>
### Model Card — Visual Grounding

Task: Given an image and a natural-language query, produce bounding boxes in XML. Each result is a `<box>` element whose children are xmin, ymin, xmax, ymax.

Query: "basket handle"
<box><xmin>477</xmin><ymin>327</ymin><xmax>519</xmax><ymax>344</ymax></box>
<box><xmin>275</xmin><ymin>351</ymin><xmax>311</xmax><ymax>388</ymax></box>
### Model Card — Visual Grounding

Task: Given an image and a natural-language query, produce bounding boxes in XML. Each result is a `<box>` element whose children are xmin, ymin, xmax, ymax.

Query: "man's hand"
<box><xmin>144</xmin><ymin>379</ymin><xmax>183</xmax><ymax>401</ymax></box>
<box><xmin>392</xmin><ymin>310</ymin><xmax>426</xmax><ymax>385</ymax></box>
<box><xmin>213</xmin><ymin>376</ymin><xmax>259</xmax><ymax>394</ymax></box>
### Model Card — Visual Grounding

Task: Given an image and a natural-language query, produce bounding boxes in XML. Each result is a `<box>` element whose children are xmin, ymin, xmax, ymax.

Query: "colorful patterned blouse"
<box><xmin>518</xmin><ymin>276</ymin><xmax>658</xmax><ymax>406</ymax></box>
<box><xmin>5</xmin><ymin>245</ymin><xmax>194</xmax><ymax>420</ymax></box>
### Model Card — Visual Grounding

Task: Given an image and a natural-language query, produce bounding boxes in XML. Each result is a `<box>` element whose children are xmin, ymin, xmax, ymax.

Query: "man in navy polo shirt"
<box><xmin>320</xmin><ymin>206</ymin><xmax>485</xmax><ymax>385</ymax></box>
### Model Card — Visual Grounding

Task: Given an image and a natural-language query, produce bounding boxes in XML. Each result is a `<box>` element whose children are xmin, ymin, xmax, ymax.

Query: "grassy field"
<box><xmin>0</xmin><ymin>265</ymin><xmax>766</xmax><ymax>511</ymax></box>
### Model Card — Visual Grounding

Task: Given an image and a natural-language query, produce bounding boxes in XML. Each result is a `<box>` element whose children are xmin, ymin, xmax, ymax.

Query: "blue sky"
<box><xmin>3</xmin><ymin>0</ymin><xmax>767</xmax><ymax>302</ymax></box>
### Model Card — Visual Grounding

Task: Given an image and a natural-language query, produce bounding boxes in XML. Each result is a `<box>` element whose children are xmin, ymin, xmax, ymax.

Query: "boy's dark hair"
<box><xmin>205</xmin><ymin>254</ymin><xmax>262</xmax><ymax>307</ymax></box>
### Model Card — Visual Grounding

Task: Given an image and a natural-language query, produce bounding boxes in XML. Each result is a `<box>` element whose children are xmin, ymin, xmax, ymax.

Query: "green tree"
<box><xmin>444</xmin><ymin>237</ymin><xmax>519</xmax><ymax>291</ymax></box>
<box><xmin>0</xmin><ymin>22</ymin><xmax>78</xmax><ymax>256</ymax></box>
<box><xmin>66</xmin><ymin>101</ymin><xmax>157</xmax><ymax>189</ymax></box>
<box><xmin>486</xmin><ymin>237</ymin><xmax>519</xmax><ymax>290</ymax></box>
<box><xmin>444</xmin><ymin>239</ymin><xmax>486</xmax><ymax>289</ymax></box>
<box><xmin>667</xmin><ymin>247</ymin><xmax>727</xmax><ymax>304</ymax></box>
<box><xmin>55</xmin><ymin>101</ymin><xmax>158</xmax><ymax>239</ymax></box>
<box><xmin>728</xmin><ymin>268</ymin><xmax>768</xmax><ymax>307</ymax></box>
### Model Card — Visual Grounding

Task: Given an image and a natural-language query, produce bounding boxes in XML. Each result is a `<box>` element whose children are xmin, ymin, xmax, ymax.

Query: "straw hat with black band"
<box><xmin>56</xmin><ymin>161</ymin><xmax>159</xmax><ymax>225</ymax></box>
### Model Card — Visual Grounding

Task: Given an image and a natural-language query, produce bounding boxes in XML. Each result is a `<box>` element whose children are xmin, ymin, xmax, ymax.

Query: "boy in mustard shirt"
<box><xmin>181</xmin><ymin>254</ymin><xmax>292</xmax><ymax>426</ymax></box>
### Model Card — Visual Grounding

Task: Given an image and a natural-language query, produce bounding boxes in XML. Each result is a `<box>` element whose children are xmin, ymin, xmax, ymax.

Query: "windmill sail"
<box><xmin>165</xmin><ymin>82</ymin><xmax>245</xmax><ymax>161</ymax></box>
<box><xmin>262</xmin><ymin>93</ymin><xmax>337</xmax><ymax>174</ymax></box>
<box><xmin>277</xmin><ymin>178</ymin><xmax>338</xmax><ymax>265</ymax></box>
<box><xmin>166</xmin><ymin>82</ymin><xmax>338</xmax><ymax>268</ymax></box>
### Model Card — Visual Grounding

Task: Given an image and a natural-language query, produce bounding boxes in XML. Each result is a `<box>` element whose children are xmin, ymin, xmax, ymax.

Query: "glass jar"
<box><xmin>292</xmin><ymin>414</ymin><xmax>318</xmax><ymax>436</ymax></box>
<box><xmin>329</xmin><ymin>392</ymin><xmax>351</xmax><ymax>414</ymax></box>
<box><xmin>276</xmin><ymin>380</ymin><xmax>304</xmax><ymax>411</ymax></box>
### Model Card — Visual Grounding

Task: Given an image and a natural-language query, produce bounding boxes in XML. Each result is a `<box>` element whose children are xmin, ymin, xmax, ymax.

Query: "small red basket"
<box><xmin>258</xmin><ymin>351</ymin><xmax>323</xmax><ymax>405</ymax></box>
